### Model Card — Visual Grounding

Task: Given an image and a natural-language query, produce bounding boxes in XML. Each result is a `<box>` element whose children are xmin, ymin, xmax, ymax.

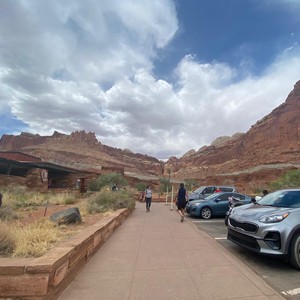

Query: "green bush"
<box><xmin>87</xmin><ymin>188</ymin><xmax>135</xmax><ymax>214</ymax></box>
<box><xmin>159</xmin><ymin>177</ymin><xmax>171</xmax><ymax>193</ymax></box>
<box><xmin>88</xmin><ymin>173</ymin><xmax>128</xmax><ymax>192</ymax></box>
<box><xmin>270</xmin><ymin>169</ymin><xmax>300</xmax><ymax>190</ymax></box>
<box><xmin>184</xmin><ymin>179</ymin><xmax>198</xmax><ymax>191</ymax></box>
<box><xmin>88</xmin><ymin>179</ymin><xmax>101</xmax><ymax>191</ymax></box>
<box><xmin>135</xmin><ymin>182</ymin><xmax>147</xmax><ymax>192</ymax></box>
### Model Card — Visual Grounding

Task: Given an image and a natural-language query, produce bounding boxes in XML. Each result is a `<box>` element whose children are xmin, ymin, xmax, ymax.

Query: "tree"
<box><xmin>184</xmin><ymin>179</ymin><xmax>198</xmax><ymax>191</ymax></box>
<box><xmin>135</xmin><ymin>182</ymin><xmax>147</xmax><ymax>192</ymax></box>
<box><xmin>159</xmin><ymin>177</ymin><xmax>171</xmax><ymax>193</ymax></box>
<box><xmin>88</xmin><ymin>173</ymin><xmax>128</xmax><ymax>191</ymax></box>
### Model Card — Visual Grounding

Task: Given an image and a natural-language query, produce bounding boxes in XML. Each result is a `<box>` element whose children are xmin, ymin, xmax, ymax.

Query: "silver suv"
<box><xmin>188</xmin><ymin>185</ymin><xmax>237</xmax><ymax>201</ymax></box>
<box><xmin>227</xmin><ymin>189</ymin><xmax>300</xmax><ymax>269</ymax></box>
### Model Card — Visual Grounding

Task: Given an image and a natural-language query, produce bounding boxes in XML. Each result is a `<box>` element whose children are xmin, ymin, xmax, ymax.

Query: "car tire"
<box><xmin>289</xmin><ymin>233</ymin><xmax>300</xmax><ymax>270</ymax></box>
<box><xmin>200</xmin><ymin>207</ymin><xmax>212</xmax><ymax>219</ymax></box>
<box><xmin>224</xmin><ymin>215</ymin><xmax>229</xmax><ymax>226</ymax></box>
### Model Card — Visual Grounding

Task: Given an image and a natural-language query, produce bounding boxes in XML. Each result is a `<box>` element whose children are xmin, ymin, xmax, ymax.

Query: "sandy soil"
<box><xmin>18</xmin><ymin>203</ymin><xmax>102</xmax><ymax>227</ymax></box>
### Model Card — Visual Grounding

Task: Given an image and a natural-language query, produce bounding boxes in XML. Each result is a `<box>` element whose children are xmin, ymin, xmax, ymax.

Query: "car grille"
<box><xmin>228</xmin><ymin>228</ymin><xmax>260</xmax><ymax>251</ymax></box>
<box><xmin>229</xmin><ymin>218</ymin><xmax>258</xmax><ymax>233</ymax></box>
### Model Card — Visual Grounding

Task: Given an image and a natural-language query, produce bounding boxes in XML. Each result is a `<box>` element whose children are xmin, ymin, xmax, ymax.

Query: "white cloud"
<box><xmin>0</xmin><ymin>0</ymin><xmax>299</xmax><ymax>160</ymax></box>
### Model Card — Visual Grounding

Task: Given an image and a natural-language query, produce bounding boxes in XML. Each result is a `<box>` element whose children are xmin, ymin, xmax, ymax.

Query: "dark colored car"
<box><xmin>227</xmin><ymin>189</ymin><xmax>300</xmax><ymax>269</ymax></box>
<box><xmin>188</xmin><ymin>185</ymin><xmax>237</xmax><ymax>201</ymax></box>
<box><xmin>186</xmin><ymin>192</ymin><xmax>252</xmax><ymax>219</ymax></box>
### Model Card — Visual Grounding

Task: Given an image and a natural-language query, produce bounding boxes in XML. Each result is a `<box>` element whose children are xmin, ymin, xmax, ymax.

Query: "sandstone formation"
<box><xmin>164</xmin><ymin>80</ymin><xmax>300</xmax><ymax>193</ymax></box>
<box><xmin>0</xmin><ymin>130</ymin><xmax>164</xmax><ymax>176</ymax></box>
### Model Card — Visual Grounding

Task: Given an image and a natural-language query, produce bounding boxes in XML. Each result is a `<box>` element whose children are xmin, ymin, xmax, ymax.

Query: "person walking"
<box><xmin>144</xmin><ymin>185</ymin><xmax>152</xmax><ymax>212</ymax></box>
<box><xmin>174</xmin><ymin>183</ymin><xmax>188</xmax><ymax>222</ymax></box>
<box><xmin>262</xmin><ymin>189</ymin><xmax>269</xmax><ymax>196</ymax></box>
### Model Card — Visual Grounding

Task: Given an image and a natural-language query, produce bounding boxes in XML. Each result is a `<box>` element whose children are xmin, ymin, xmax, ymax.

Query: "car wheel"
<box><xmin>224</xmin><ymin>215</ymin><xmax>229</xmax><ymax>226</ymax></box>
<box><xmin>200</xmin><ymin>207</ymin><xmax>212</xmax><ymax>219</ymax></box>
<box><xmin>289</xmin><ymin>233</ymin><xmax>300</xmax><ymax>270</ymax></box>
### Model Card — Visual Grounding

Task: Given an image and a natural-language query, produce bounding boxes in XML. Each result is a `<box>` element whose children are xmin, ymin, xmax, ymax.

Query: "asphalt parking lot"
<box><xmin>188</xmin><ymin>216</ymin><xmax>300</xmax><ymax>300</ymax></box>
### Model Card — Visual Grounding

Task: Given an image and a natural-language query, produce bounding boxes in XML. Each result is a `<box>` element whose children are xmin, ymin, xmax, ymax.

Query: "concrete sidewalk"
<box><xmin>59</xmin><ymin>202</ymin><xmax>285</xmax><ymax>300</ymax></box>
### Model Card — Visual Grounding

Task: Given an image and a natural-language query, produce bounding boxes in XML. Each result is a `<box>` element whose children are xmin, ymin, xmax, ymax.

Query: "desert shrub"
<box><xmin>135</xmin><ymin>182</ymin><xmax>147</xmax><ymax>191</ymax></box>
<box><xmin>0</xmin><ymin>223</ymin><xmax>16</xmax><ymax>255</ymax></box>
<box><xmin>4</xmin><ymin>189</ymin><xmax>45</xmax><ymax>210</ymax></box>
<box><xmin>5</xmin><ymin>185</ymin><xmax>27</xmax><ymax>194</ymax></box>
<box><xmin>159</xmin><ymin>177</ymin><xmax>171</xmax><ymax>193</ymax></box>
<box><xmin>64</xmin><ymin>197</ymin><xmax>77</xmax><ymax>205</ymax></box>
<box><xmin>45</xmin><ymin>192</ymin><xmax>78</xmax><ymax>205</ymax></box>
<box><xmin>88</xmin><ymin>173</ymin><xmax>128</xmax><ymax>192</ymax></box>
<box><xmin>270</xmin><ymin>169</ymin><xmax>300</xmax><ymax>190</ymax></box>
<box><xmin>0</xmin><ymin>206</ymin><xmax>19</xmax><ymax>221</ymax></box>
<box><xmin>13</xmin><ymin>219</ymin><xmax>63</xmax><ymax>258</ymax></box>
<box><xmin>87</xmin><ymin>187</ymin><xmax>135</xmax><ymax>214</ymax></box>
<box><xmin>88</xmin><ymin>179</ymin><xmax>100</xmax><ymax>191</ymax></box>
<box><xmin>184</xmin><ymin>179</ymin><xmax>198</xmax><ymax>191</ymax></box>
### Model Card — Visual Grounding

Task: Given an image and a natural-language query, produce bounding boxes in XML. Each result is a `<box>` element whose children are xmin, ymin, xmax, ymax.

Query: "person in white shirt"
<box><xmin>144</xmin><ymin>185</ymin><xmax>152</xmax><ymax>212</ymax></box>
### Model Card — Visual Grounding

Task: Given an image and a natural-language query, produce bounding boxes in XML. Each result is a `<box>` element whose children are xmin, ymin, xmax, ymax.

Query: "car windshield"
<box><xmin>204</xmin><ymin>193</ymin><xmax>223</xmax><ymax>200</ymax></box>
<box><xmin>257</xmin><ymin>190</ymin><xmax>300</xmax><ymax>208</ymax></box>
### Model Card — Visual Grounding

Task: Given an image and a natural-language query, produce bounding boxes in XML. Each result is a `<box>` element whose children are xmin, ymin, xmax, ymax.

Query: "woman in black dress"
<box><xmin>174</xmin><ymin>183</ymin><xmax>188</xmax><ymax>222</ymax></box>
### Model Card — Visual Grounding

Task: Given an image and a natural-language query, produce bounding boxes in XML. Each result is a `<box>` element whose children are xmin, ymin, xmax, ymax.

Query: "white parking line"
<box><xmin>282</xmin><ymin>287</ymin><xmax>300</xmax><ymax>296</ymax></box>
<box><xmin>214</xmin><ymin>237</ymin><xmax>227</xmax><ymax>240</ymax></box>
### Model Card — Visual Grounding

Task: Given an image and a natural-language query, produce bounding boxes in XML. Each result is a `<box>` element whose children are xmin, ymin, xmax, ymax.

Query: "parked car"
<box><xmin>188</xmin><ymin>185</ymin><xmax>237</xmax><ymax>201</ymax></box>
<box><xmin>227</xmin><ymin>189</ymin><xmax>300</xmax><ymax>269</ymax></box>
<box><xmin>186</xmin><ymin>192</ymin><xmax>251</xmax><ymax>219</ymax></box>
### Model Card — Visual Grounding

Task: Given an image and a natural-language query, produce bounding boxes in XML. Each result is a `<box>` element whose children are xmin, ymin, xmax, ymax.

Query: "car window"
<box><xmin>258</xmin><ymin>191</ymin><xmax>300</xmax><ymax>208</ymax></box>
<box><xmin>219</xmin><ymin>194</ymin><xmax>231</xmax><ymax>201</ymax></box>
<box><xmin>205</xmin><ymin>193</ymin><xmax>219</xmax><ymax>200</ymax></box>
<box><xmin>193</xmin><ymin>186</ymin><xmax>205</xmax><ymax>194</ymax></box>
<box><xmin>281</xmin><ymin>192</ymin><xmax>300</xmax><ymax>207</ymax></box>
<box><xmin>220</xmin><ymin>187</ymin><xmax>234</xmax><ymax>192</ymax></box>
<box><xmin>233</xmin><ymin>193</ymin><xmax>245</xmax><ymax>200</ymax></box>
<box><xmin>203</xmin><ymin>187</ymin><xmax>214</xmax><ymax>194</ymax></box>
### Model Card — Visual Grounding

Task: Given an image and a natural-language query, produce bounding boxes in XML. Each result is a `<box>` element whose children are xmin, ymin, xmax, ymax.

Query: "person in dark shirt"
<box><xmin>263</xmin><ymin>189</ymin><xmax>269</xmax><ymax>196</ymax></box>
<box><xmin>174</xmin><ymin>183</ymin><xmax>188</xmax><ymax>222</ymax></box>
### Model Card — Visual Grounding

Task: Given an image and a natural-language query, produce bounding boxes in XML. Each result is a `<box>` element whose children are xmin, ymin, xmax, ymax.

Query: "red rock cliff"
<box><xmin>165</xmin><ymin>81</ymin><xmax>300</xmax><ymax>192</ymax></box>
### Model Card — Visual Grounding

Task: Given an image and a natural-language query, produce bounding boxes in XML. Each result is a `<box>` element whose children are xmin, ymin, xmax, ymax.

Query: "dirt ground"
<box><xmin>0</xmin><ymin>203</ymin><xmax>113</xmax><ymax>259</ymax></box>
<box><xmin>17</xmin><ymin>203</ymin><xmax>106</xmax><ymax>228</ymax></box>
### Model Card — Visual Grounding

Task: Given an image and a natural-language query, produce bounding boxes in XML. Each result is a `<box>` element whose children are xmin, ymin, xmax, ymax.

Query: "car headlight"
<box><xmin>190</xmin><ymin>203</ymin><xmax>201</xmax><ymax>207</ymax></box>
<box><xmin>259</xmin><ymin>212</ymin><xmax>289</xmax><ymax>223</ymax></box>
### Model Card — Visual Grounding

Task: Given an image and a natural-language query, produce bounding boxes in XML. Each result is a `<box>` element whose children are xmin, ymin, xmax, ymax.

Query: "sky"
<box><xmin>0</xmin><ymin>0</ymin><xmax>300</xmax><ymax>160</ymax></box>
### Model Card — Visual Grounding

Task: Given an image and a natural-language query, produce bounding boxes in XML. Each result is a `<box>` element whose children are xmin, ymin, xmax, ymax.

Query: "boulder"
<box><xmin>49</xmin><ymin>207</ymin><xmax>82</xmax><ymax>225</ymax></box>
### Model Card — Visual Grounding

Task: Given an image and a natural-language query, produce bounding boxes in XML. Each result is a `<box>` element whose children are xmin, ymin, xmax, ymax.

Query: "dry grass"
<box><xmin>47</xmin><ymin>192</ymin><xmax>80</xmax><ymax>205</ymax></box>
<box><xmin>0</xmin><ymin>206</ymin><xmax>19</xmax><ymax>221</ymax></box>
<box><xmin>0</xmin><ymin>223</ymin><xmax>16</xmax><ymax>255</ymax></box>
<box><xmin>0</xmin><ymin>186</ymin><xmax>136</xmax><ymax>258</ymax></box>
<box><xmin>12</xmin><ymin>219</ymin><xmax>63</xmax><ymax>258</ymax></box>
